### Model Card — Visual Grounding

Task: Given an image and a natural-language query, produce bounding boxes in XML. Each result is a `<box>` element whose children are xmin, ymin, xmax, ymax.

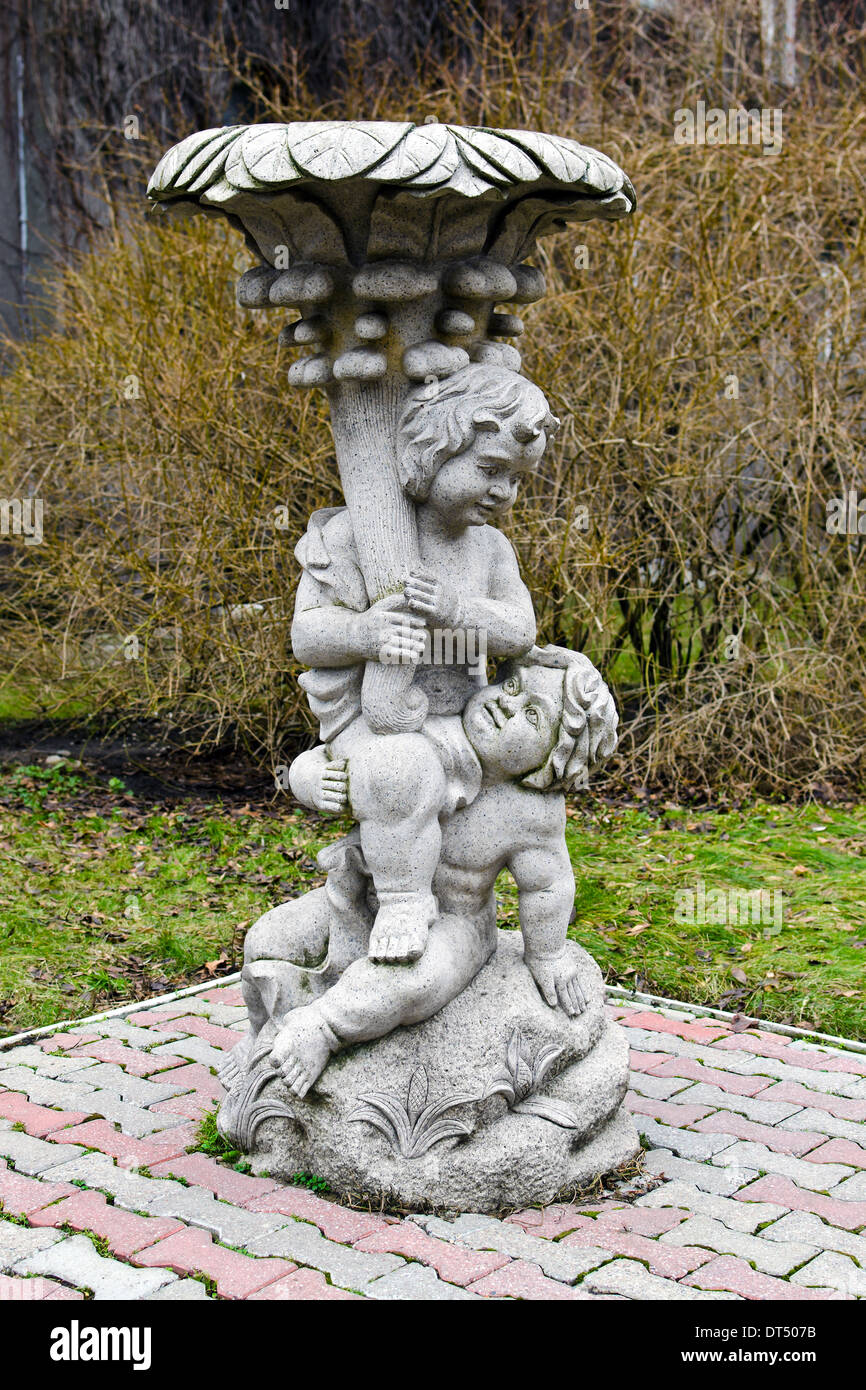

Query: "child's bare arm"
<box><xmin>404</xmin><ymin>532</ymin><xmax>535</xmax><ymax>656</ymax></box>
<box><xmin>509</xmin><ymin>836</ymin><xmax>586</xmax><ymax>1016</ymax></box>
<box><xmin>292</xmin><ymin>574</ymin><xmax>426</xmax><ymax>667</ymax></box>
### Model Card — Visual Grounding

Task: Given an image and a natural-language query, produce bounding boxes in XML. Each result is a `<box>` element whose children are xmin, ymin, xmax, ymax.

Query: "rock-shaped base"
<box><xmin>224</xmin><ymin>931</ymin><xmax>639</xmax><ymax>1212</ymax></box>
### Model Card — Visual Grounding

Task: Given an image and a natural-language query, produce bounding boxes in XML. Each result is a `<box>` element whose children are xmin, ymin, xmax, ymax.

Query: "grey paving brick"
<box><xmin>247</xmin><ymin>1223</ymin><xmax>404</xmax><ymax>1290</ymax></box>
<box><xmin>635</xmin><ymin>1181</ymin><xmax>787</xmax><ymax>1233</ymax></box>
<box><xmin>643</xmin><ymin>1149</ymin><xmax>759</xmax><ymax>1195</ymax></box>
<box><xmin>581</xmin><ymin>1257</ymin><xmax>741</xmax><ymax>1301</ymax></box>
<box><xmin>366</xmin><ymin>1264</ymin><xmax>482</xmax><ymax>1300</ymax></box>
<box><xmin>829</xmin><ymin>1171</ymin><xmax>866</xmax><ymax>1201</ymax></box>
<box><xmin>628</xmin><ymin>1073</ymin><xmax>694</xmax><ymax>1101</ymax></box>
<box><xmin>778</xmin><ymin>1108</ymin><xmax>866</xmax><ymax>1144</ymax></box>
<box><xmin>635</xmin><ymin>1116</ymin><xmax>738</xmax><ymax>1161</ymax></box>
<box><xmin>0</xmin><ymin>1131</ymin><xmax>85</xmax><ymax>1175</ymax></box>
<box><xmin>146</xmin><ymin>1278</ymin><xmax>214</xmax><ymax>1300</ymax></box>
<box><xmin>87</xmin><ymin>1093</ymin><xmax>189</xmax><ymax>1138</ymax></box>
<box><xmin>0</xmin><ymin>1220</ymin><xmax>66</xmax><ymax>1269</ymax></box>
<box><xmin>0</xmin><ymin>1068</ymin><xmax>97</xmax><ymax>1108</ymax></box>
<box><xmin>0</xmin><ymin>1047</ymin><xmax>97</xmax><ymax>1077</ymax></box>
<box><xmin>669</xmin><ymin>1082</ymin><xmax>804</xmax><ymax>1125</ymax></box>
<box><xmin>148</xmin><ymin>1037</ymin><xmax>224</xmax><ymax>1070</ymax></box>
<box><xmin>14</xmin><ymin>1233</ymin><xmax>177</xmax><ymax>1299</ymax></box>
<box><xmin>789</xmin><ymin>1251</ymin><xmax>866</xmax><ymax>1297</ymax></box>
<box><xmin>711</xmin><ymin>1142</ymin><xmax>853</xmax><ymax>1191</ymax></box>
<box><xmin>87</xmin><ymin>1020</ymin><xmax>185</xmax><ymax>1048</ymax></box>
<box><xmin>759</xmin><ymin>1211</ymin><xmax>866</xmax><ymax>1263</ymax></box>
<box><xmin>411</xmin><ymin>1213</ymin><xmax>610</xmax><ymax>1283</ymax></box>
<box><xmin>146</xmin><ymin>1186</ymin><xmax>287</xmax><ymax>1246</ymax></box>
<box><xmin>661</xmin><ymin>1215</ymin><xmax>819</xmax><ymax>1277</ymax></box>
<box><xmin>200</xmin><ymin>1004</ymin><xmax>248</xmax><ymax>1027</ymax></box>
<box><xmin>66</xmin><ymin>1062</ymin><xmax>189</xmax><ymax>1105</ymax></box>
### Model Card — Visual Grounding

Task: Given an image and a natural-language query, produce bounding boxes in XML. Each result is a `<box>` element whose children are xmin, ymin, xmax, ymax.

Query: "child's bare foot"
<box><xmin>269</xmin><ymin>1007</ymin><xmax>335</xmax><ymax>1098</ymax></box>
<box><xmin>368</xmin><ymin>892</ymin><xmax>437</xmax><ymax>964</ymax></box>
<box><xmin>217</xmin><ymin>1035</ymin><xmax>254</xmax><ymax>1092</ymax></box>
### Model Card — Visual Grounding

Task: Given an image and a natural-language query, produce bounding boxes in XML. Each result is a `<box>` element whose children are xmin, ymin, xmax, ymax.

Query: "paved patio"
<box><xmin>1</xmin><ymin>984</ymin><xmax>864</xmax><ymax>1301</ymax></box>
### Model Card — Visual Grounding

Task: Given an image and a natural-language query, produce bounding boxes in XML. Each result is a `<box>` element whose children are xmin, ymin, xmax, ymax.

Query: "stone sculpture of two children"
<box><xmin>223</xmin><ymin>363</ymin><xmax>619</xmax><ymax>1102</ymax></box>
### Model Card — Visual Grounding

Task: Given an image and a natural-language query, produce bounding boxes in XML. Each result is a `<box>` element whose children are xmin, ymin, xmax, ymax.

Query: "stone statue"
<box><xmin>149</xmin><ymin>121</ymin><xmax>640</xmax><ymax>1210</ymax></box>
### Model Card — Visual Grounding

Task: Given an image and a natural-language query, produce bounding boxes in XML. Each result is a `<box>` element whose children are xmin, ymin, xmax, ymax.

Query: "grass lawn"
<box><xmin>1</xmin><ymin>761</ymin><xmax>864</xmax><ymax>1040</ymax></box>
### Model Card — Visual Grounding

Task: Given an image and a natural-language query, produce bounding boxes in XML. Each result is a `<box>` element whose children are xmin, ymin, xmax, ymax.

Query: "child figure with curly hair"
<box><xmin>290</xmin><ymin>365</ymin><xmax>560</xmax><ymax>966</ymax></box>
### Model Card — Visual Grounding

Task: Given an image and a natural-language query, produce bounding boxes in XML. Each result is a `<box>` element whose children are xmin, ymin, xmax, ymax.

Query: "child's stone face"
<box><xmin>462</xmin><ymin>665</ymin><xmax>563</xmax><ymax>779</ymax></box>
<box><xmin>424</xmin><ymin>430</ymin><xmax>542</xmax><ymax>528</ymax></box>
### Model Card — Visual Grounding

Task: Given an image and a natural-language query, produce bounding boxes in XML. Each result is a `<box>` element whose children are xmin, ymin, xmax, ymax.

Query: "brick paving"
<box><xmin>0</xmin><ymin>986</ymin><xmax>863</xmax><ymax>1301</ymax></box>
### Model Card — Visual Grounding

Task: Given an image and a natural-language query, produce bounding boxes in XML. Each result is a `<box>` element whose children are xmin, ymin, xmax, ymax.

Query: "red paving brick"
<box><xmin>467</xmin><ymin>1260</ymin><xmax>596</xmax><ymax>1300</ymax></box>
<box><xmin>506</xmin><ymin>1202</ymin><xmax>627</xmax><ymax>1239</ymax></box>
<box><xmin>0</xmin><ymin>1273</ymin><xmax>85</xmax><ymax>1300</ymax></box>
<box><xmin>758</xmin><ymin>1082</ymin><xmax>866</xmax><ymax>1122</ymax></box>
<box><xmin>354</xmin><ymin>1226</ymin><xmax>509</xmax><ymax>1286</ymax></box>
<box><xmin>561</xmin><ymin>1226</ymin><xmax>712</xmax><ymax>1278</ymax></box>
<box><xmin>0</xmin><ymin>1166</ymin><xmax>78</xmax><ymax>1217</ymax></box>
<box><xmin>693</xmin><ymin>1111</ymin><xmax>825</xmax><ymax>1156</ymax></box>
<box><xmin>125</xmin><ymin>1007</ymin><xmax>198</xmax><ymax>1026</ymax></box>
<box><xmin>247</xmin><ymin>1188</ymin><xmax>394</xmax><ymax>1243</ymax></box>
<box><xmin>199</xmin><ymin>988</ymin><xmax>245</xmax><ymax>1006</ymax></box>
<box><xmin>149</xmin><ymin>1152</ymin><xmax>280</xmax><ymax>1205</ymax></box>
<box><xmin>591</xmin><ymin>1207</ymin><xmax>689</xmax><ymax>1236</ymax></box>
<box><xmin>66</xmin><ymin>1039</ymin><xmax>188</xmax><ymax>1077</ymax></box>
<box><xmin>626</xmin><ymin>1092</ymin><xmax>714</xmax><ymax>1127</ymax></box>
<box><xmin>36</xmin><ymin>1033</ymin><xmax>100</xmax><ymax>1053</ymax></box>
<box><xmin>733</xmin><ymin>1176</ymin><xmax>866</xmax><ymax>1232</ymax></box>
<box><xmin>0</xmin><ymin>1092</ymin><xmax>89</xmax><ymax>1137</ymax></box>
<box><xmin>628</xmin><ymin>1050</ymin><xmax>675</xmax><ymax>1072</ymax></box>
<box><xmin>133</xmin><ymin>1228</ymin><xmax>296</xmax><ymax>1299</ymax></box>
<box><xmin>246</xmin><ymin>1268</ymin><xmax>361</xmax><ymax>1300</ymax></box>
<box><xmin>29</xmin><ymin>1189</ymin><xmax>184</xmax><ymax>1258</ymax></box>
<box><xmin>620</xmin><ymin>1013</ymin><xmax>729</xmax><ymax>1045</ymax></box>
<box><xmin>51</xmin><ymin>1118</ymin><xmax>198</xmax><ymax>1167</ymax></box>
<box><xmin>682</xmin><ymin>1255</ymin><xmax>845</xmax><ymax>1300</ymax></box>
<box><xmin>802</xmin><ymin>1138</ymin><xmax>866</xmax><ymax>1169</ymax></box>
<box><xmin>164</xmin><ymin>1015</ymin><xmax>243</xmax><ymax>1051</ymax></box>
<box><xmin>649</xmin><ymin>1056</ymin><xmax>771</xmax><ymax>1096</ymax></box>
<box><xmin>152</xmin><ymin>1063</ymin><xmax>225</xmax><ymax>1103</ymax></box>
<box><xmin>150</xmin><ymin>1095</ymin><xmax>214</xmax><ymax>1121</ymax></box>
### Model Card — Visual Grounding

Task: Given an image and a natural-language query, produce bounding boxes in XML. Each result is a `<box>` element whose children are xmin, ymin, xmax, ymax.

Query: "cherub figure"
<box><xmin>257</xmin><ymin>645</ymin><xmax>618</xmax><ymax>1098</ymax></box>
<box><xmin>289</xmin><ymin>364</ymin><xmax>559</xmax><ymax>967</ymax></box>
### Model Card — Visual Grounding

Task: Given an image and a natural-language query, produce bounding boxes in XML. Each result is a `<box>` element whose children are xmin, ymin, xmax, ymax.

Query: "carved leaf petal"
<box><xmin>415</xmin><ymin>1092</ymin><xmax>478</xmax><ymax>1129</ymax></box>
<box><xmin>513</xmin><ymin>1095</ymin><xmax>581</xmax><ymax>1128</ymax></box>
<box><xmin>406</xmin><ymin>1066</ymin><xmax>429</xmax><ymax>1126</ymax></box>
<box><xmin>406</xmin><ymin>1115</ymin><xmax>474</xmax><ymax>1159</ymax></box>
<box><xmin>455</xmin><ymin>128</ymin><xmax>543</xmax><ymax>183</ymax></box>
<box><xmin>243</xmin><ymin>1100</ymin><xmax>296</xmax><ymax>1148</ymax></box>
<box><xmin>348</xmin><ymin>1093</ymin><xmax>413</xmax><ymax>1155</ymax></box>
<box><xmin>505</xmin><ymin>1028</ymin><xmax>522</xmax><ymax>1081</ymax></box>
<box><xmin>481</xmin><ymin>1076</ymin><xmax>516</xmax><ymax>1104</ymax></box>
<box><xmin>147</xmin><ymin>127</ymin><xmax>238</xmax><ymax>196</ymax></box>
<box><xmin>289</xmin><ymin>122</ymin><xmax>412</xmax><ymax>181</ymax></box>
<box><xmin>370</xmin><ymin>123</ymin><xmax>453</xmax><ymax>183</ymax></box>
<box><xmin>514</xmin><ymin>1055</ymin><xmax>534</xmax><ymax>1102</ymax></box>
<box><xmin>531</xmin><ymin>1043</ymin><xmax>565</xmax><ymax>1090</ymax></box>
<box><xmin>496</xmin><ymin>130</ymin><xmax>592</xmax><ymax>187</ymax></box>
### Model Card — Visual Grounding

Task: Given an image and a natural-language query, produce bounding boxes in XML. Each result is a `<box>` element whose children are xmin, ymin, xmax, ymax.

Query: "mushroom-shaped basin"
<box><xmin>147</xmin><ymin>121</ymin><xmax>635</xmax><ymax>266</ymax></box>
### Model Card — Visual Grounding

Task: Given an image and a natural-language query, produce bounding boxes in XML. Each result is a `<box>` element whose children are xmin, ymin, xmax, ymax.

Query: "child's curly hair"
<box><xmin>396</xmin><ymin>363</ymin><xmax>560</xmax><ymax>500</ymax></box>
<box><xmin>500</xmin><ymin>645</ymin><xmax>619</xmax><ymax>794</ymax></box>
